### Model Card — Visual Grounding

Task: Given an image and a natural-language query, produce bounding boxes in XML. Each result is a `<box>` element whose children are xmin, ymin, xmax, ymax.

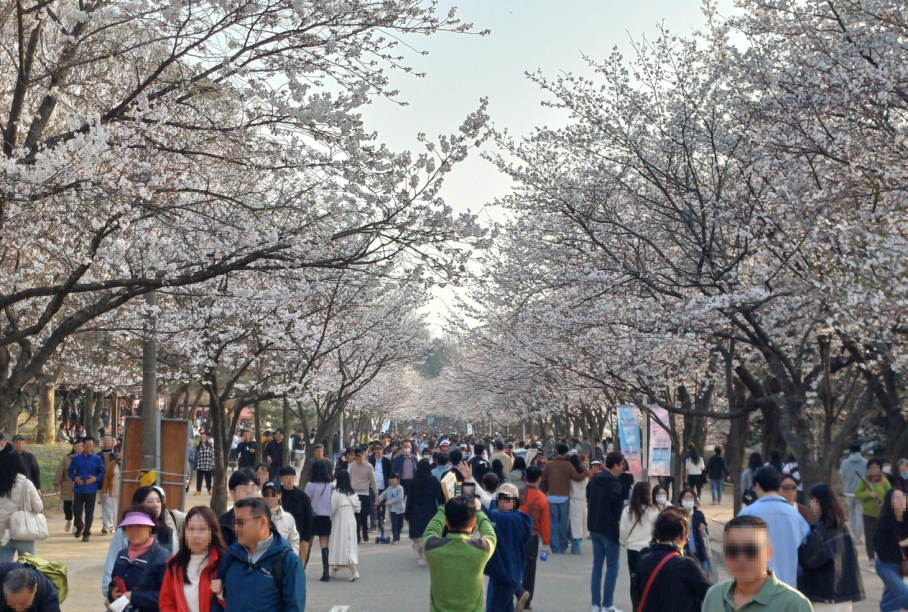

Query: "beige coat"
<box><xmin>53</xmin><ymin>454</ymin><xmax>75</xmax><ymax>502</ymax></box>
<box><xmin>328</xmin><ymin>491</ymin><xmax>360</xmax><ymax>567</ymax></box>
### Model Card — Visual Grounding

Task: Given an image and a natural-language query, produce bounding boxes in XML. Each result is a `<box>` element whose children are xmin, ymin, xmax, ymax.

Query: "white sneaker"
<box><xmin>593</xmin><ymin>607</ymin><xmax>601</xmax><ymax>612</ymax></box>
<box><xmin>602</xmin><ymin>607</ymin><xmax>624</xmax><ymax>612</ymax></box>
<box><xmin>418</xmin><ymin>558</ymin><xmax>428</xmax><ymax>567</ymax></box>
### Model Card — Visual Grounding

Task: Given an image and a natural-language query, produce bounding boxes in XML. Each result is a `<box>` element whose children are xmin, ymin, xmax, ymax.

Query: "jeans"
<box><xmin>73</xmin><ymin>491</ymin><xmax>97</xmax><ymax>536</ymax></box>
<box><xmin>549</xmin><ymin>499</ymin><xmax>570</xmax><ymax>554</ymax></box>
<box><xmin>876</xmin><ymin>558</ymin><xmax>908</xmax><ymax>612</ymax></box>
<box><xmin>0</xmin><ymin>539</ymin><xmax>34</xmax><ymax>563</ymax></box>
<box><xmin>847</xmin><ymin>496</ymin><xmax>864</xmax><ymax>540</ymax></box>
<box><xmin>627</xmin><ymin>549</ymin><xmax>640</xmax><ymax>583</ymax></box>
<box><xmin>710</xmin><ymin>478</ymin><xmax>723</xmax><ymax>503</ymax></box>
<box><xmin>196</xmin><ymin>469</ymin><xmax>212</xmax><ymax>492</ymax></box>
<box><xmin>591</xmin><ymin>532</ymin><xmax>621</xmax><ymax>609</ymax></box>
<box><xmin>522</xmin><ymin>534</ymin><xmax>539</xmax><ymax>606</ymax></box>
<box><xmin>486</xmin><ymin>578</ymin><xmax>519</xmax><ymax>612</ymax></box>
<box><xmin>371</xmin><ymin>488</ymin><xmax>384</xmax><ymax>529</ymax></box>
<box><xmin>390</xmin><ymin>512</ymin><xmax>404</xmax><ymax>541</ymax></box>
<box><xmin>571</xmin><ymin>537</ymin><xmax>582</xmax><ymax>554</ymax></box>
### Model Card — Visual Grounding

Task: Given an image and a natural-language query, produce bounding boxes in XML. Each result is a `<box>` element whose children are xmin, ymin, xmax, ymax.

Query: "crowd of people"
<box><xmin>1</xmin><ymin>423</ymin><xmax>908</xmax><ymax>612</ymax></box>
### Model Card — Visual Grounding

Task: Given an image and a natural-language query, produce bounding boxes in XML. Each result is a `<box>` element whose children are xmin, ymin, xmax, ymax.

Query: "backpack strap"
<box><xmin>637</xmin><ymin>552</ymin><xmax>678</xmax><ymax>611</ymax></box>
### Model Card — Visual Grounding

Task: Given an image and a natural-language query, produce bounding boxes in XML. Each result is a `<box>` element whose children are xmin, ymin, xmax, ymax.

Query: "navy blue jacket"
<box><xmin>483</xmin><ymin>508</ymin><xmax>533</xmax><ymax>586</ymax></box>
<box><xmin>0</xmin><ymin>564</ymin><xmax>59</xmax><ymax>612</ymax></box>
<box><xmin>67</xmin><ymin>452</ymin><xmax>106</xmax><ymax>495</ymax></box>
<box><xmin>211</xmin><ymin>529</ymin><xmax>305</xmax><ymax>612</ymax></box>
<box><xmin>108</xmin><ymin>541</ymin><xmax>169</xmax><ymax>612</ymax></box>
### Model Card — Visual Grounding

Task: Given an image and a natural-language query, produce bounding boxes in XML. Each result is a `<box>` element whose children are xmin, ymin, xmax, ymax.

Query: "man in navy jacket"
<box><xmin>67</xmin><ymin>437</ymin><xmax>106</xmax><ymax>541</ymax></box>
<box><xmin>211</xmin><ymin>498</ymin><xmax>305</xmax><ymax>612</ymax></box>
<box><xmin>484</xmin><ymin>484</ymin><xmax>533</xmax><ymax>612</ymax></box>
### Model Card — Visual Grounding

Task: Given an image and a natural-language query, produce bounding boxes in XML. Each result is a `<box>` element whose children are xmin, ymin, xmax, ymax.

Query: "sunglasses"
<box><xmin>724</xmin><ymin>543</ymin><xmax>761</xmax><ymax>560</ymax></box>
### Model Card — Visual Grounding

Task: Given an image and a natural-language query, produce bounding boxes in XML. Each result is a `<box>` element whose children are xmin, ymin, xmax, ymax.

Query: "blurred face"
<box><xmin>231</xmin><ymin>483</ymin><xmax>258</xmax><ymax>502</ymax></box>
<box><xmin>201</xmin><ymin>434</ymin><xmax>208</xmax><ymax>444</ymax></box>
<box><xmin>901</xmin><ymin>463</ymin><xmax>908</xmax><ymax>477</ymax></box>
<box><xmin>724</xmin><ymin>526</ymin><xmax>771</xmax><ymax>582</ymax></box>
<box><xmin>4</xmin><ymin>587</ymin><xmax>36</xmax><ymax>612</ymax></box>
<box><xmin>143</xmin><ymin>492</ymin><xmax>163</xmax><ymax>518</ymax></box>
<box><xmin>256</xmin><ymin>466</ymin><xmax>270</xmax><ymax>485</ymax></box>
<box><xmin>681</xmin><ymin>493</ymin><xmax>696</xmax><ymax>510</ymax></box>
<box><xmin>263</xmin><ymin>489</ymin><xmax>280</xmax><ymax>510</ymax></box>
<box><xmin>234</xmin><ymin>507</ymin><xmax>267</xmax><ymax>549</ymax></box>
<box><xmin>402</xmin><ymin>443</ymin><xmax>411</xmax><ymax>455</ymax></box>
<box><xmin>356</xmin><ymin>454</ymin><xmax>365</xmax><ymax>465</ymax></box>
<box><xmin>869</xmin><ymin>463</ymin><xmax>882</xmax><ymax>479</ymax></box>
<box><xmin>13</xmin><ymin>440</ymin><xmax>25</xmax><ymax>453</ymax></box>
<box><xmin>780</xmin><ymin>478</ymin><xmax>798</xmax><ymax>505</ymax></box>
<box><xmin>313</xmin><ymin>446</ymin><xmax>324</xmax><ymax>459</ymax></box>
<box><xmin>274</xmin><ymin>432</ymin><xmax>283</xmax><ymax>443</ymax></box>
<box><xmin>280</xmin><ymin>474</ymin><xmax>295</xmax><ymax>489</ymax></box>
<box><xmin>83</xmin><ymin>439</ymin><xmax>94</xmax><ymax>454</ymax></box>
<box><xmin>185</xmin><ymin>514</ymin><xmax>212</xmax><ymax>555</ymax></box>
<box><xmin>894</xmin><ymin>490</ymin><xmax>907</xmax><ymax>513</ymax></box>
<box><xmin>125</xmin><ymin>524</ymin><xmax>153</xmax><ymax>546</ymax></box>
<box><xmin>809</xmin><ymin>497</ymin><xmax>821</xmax><ymax>519</ymax></box>
<box><xmin>102</xmin><ymin>435</ymin><xmax>113</xmax><ymax>450</ymax></box>
<box><xmin>590</xmin><ymin>463</ymin><xmax>602</xmax><ymax>474</ymax></box>
<box><xmin>73</xmin><ymin>442</ymin><xmax>84</xmax><ymax>455</ymax></box>
<box><xmin>242</xmin><ymin>431</ymin><xmax>251</xmax><ymax>442</ymax></box>
<box><xmin>373</xmin><ymin>446</ymin><xmax>383</xmax><ymax>459</ymax></box>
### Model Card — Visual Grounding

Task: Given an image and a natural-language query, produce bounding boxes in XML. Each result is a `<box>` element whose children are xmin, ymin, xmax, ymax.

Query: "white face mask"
<box><xmin>403</xmin><ymin>448</ymin><xmax>411</xmax><ymax>456</ymax></box>
<box><xmin>682</xmin><ymin>500</ymin><xmax>696</xmax><ymax>509</ymax></box>
<box><xmin>884</xmin><ymin>466</ymin><xmax>892</xmax><ymax>474</ymax></box>
<box><xmin>656</xmin><ymin>496</ymin><xmax>667</xmax><ymax>505</ymax></box>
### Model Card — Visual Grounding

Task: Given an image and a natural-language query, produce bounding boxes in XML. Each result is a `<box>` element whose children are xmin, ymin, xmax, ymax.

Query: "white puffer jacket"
<box><xmin>0</xmin><ymin>474</ymin><xmax>43</xmax><ymax>534</ymax></box>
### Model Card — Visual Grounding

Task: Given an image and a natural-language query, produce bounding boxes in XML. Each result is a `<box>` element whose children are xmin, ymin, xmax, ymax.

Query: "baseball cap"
<box><xmin>498</xmin><ymin>483</ymin><xmax>520</xmax><ymax>497</ymax></box>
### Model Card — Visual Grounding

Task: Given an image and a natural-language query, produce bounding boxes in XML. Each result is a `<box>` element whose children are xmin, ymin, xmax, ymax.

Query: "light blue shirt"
<box><xmin>431</xmin><ymin>464</ymin><xmax>451</xmax><ymax>481</ymax></box>
<box><xmin>547</xmin><ymin>495</ymin><xmax>569</xmax><ymax>504</ymax></box>
<box><xmin>737</xmin><ymin>494</ymin><xmax>810</xmax><ymax>587</ymax></box>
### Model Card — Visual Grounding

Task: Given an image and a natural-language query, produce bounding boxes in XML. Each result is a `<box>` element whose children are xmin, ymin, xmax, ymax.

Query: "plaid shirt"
<box><xmin>196</xmin><ymin>442</ymin><xmax>215</xmax><ymax>471</ymax></box>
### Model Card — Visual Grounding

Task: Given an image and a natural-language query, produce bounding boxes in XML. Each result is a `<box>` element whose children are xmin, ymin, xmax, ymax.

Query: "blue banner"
<box><xmin>617</xmin><ymin>404</ymin><xmax>642</xmax><ymax>476</ymax></box>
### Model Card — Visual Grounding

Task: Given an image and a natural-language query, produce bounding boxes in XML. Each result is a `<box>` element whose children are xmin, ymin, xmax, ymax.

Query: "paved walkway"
<box><xmin>44</xmin><ymin>490</ymin><xmax>633</xmax><ymax>612</ymax></box>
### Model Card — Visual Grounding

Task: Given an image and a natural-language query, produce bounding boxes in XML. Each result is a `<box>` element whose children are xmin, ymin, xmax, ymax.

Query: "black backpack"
<box><xmin>222</xmin><ymin>547</ymin><xmax>291</xmax><ymax>595</ymax></box>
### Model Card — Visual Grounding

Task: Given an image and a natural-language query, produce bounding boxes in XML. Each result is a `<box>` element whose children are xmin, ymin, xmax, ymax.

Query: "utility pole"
<box><xmin>141</xmin><ymin>292</ymin><xmax>158</xmax><ymax>473</ymax></box>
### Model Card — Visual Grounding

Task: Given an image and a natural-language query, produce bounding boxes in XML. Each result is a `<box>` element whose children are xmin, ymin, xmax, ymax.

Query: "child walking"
<box><xmin>379</xmin><ymin>474</ymin><xmax>406</xmax><ymax>544</ymax></box>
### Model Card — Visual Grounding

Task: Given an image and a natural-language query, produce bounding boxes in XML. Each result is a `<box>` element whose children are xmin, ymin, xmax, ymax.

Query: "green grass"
<box><xmin>15</xmin><ymin>420</ymin><xmax>70</xmax><ymax>515</ymax></box>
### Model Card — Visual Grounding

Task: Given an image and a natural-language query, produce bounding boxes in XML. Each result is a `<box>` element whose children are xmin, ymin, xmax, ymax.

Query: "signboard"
<box><xmin>617</xmin><ymin>404</ymin><xmax>642</xmax><ymax>476</ymax></box>
<box><xmin>466</xmin><ymin>423</ymin><xmax>473</xmax><ymax>435</ymax></box>
<box><xmin>648</xmin><ymin>405</ymin><xmax>672</xmax><ymax>476</ymax></box>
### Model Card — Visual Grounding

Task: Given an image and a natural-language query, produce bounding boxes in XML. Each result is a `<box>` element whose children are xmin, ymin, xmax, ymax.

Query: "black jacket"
<box><xmin>236</xmin><ymin>442</ymin><xmax>256</xmax><ymax>468</ymax></box>
<box><xmin>0</xmin><ymin>564</ymin><xmax>59</xmax><ymax>612</ymax></box>
<box><xmin>874</xmin><ymin>511</ymin><xmax>908</xmax><ymax>564</ymax></box>
<box><xmin>705</xmin><ymin>455</ymin><xmax>730</xmax><ymax>481</ymax></box>
<box><xmin>798</xmin><ymin>523</ymin><xmax>864</xmax><ymax>603</ymax></box>
<box><xmin>369</xmin><ymin>455</ymin><xmax>393</xmax><ymax>490</ymax></box>
<box><xmin>280</xmin><ymin>486</ymin><xmax>314</xmax><ymax>540</ymax></box>
<box><xmin>630</xmin><ymin>544</ymin><xmax>712</xmax><ymax>612</ymax></box>
<box><xmin>587</xmin><ymin>471</ymin><xmax>624</xmax><ymax>540</ymax></box>
<box><xmin>219</xmin><ymin>508</ymin><xmax>236</xmax><ymax>547</ymax></box>
<box><xmin>264</xmin><ymin>440</ymin><xmax>283</xmax><ymax>469</ymax></box>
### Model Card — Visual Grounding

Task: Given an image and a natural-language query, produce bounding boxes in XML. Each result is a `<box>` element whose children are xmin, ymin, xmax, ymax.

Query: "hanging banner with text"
<box><xmin>648</xmin><ymin>405</ymin><xmax>672</xmax><ymax>476</ymax></box>
<box><xmin>617</xmin><ymin>404</ymin><xmax>643</xmax><ymax>476</ymax></box>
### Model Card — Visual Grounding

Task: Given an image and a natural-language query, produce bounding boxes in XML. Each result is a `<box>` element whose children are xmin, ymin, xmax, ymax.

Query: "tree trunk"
<box><xmin>282</xmin><ymin>398</ymin><xmax>290</xmax><ymax>466</ymax></box>
<box><xmin>254</xmin><ymin>400</ymin><xmax>262</xmax><ymax>458</ymax></box>
<box><xmin>36</xmin><ymin>382</ymin><xmax>56</xmax><ymax>443</ymax></box>
<box><xmin>208</xmin><ymin>393</ymin><xmax>229</xmax><ymax>515</ymax></box>
<box><xmin>726</xmin><ymin>380</ymin><xmax>750</xmax><ymax>517</ymax></box>
<box><xmin>83</xmin><ymin>389</ymin><xmax>95</xmax><ymax>437</ymax></box>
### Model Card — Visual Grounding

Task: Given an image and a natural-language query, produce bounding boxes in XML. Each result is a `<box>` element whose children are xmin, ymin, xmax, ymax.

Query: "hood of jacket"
<box><xmin>845</xmin><ymin>453</ymin><xmax>865</xmax><ymax>463</ymax></box>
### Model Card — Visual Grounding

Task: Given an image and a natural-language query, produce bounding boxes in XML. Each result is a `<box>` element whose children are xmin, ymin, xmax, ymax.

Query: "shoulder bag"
<box><xmin>637</xmin><ymin>552</ymin><xmax>679</xmax><ymax>611</ymax></box>
<box><xmin>10</xmin><ymin>481</ymin><xmax>48</xmax><ymax>541</ymax></box>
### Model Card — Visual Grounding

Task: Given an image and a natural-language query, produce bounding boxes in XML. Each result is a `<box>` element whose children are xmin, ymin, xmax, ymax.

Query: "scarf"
<box><xmin>128</xmin><ymin>536</ymin><xmax>156</xmax><ymax>561</ymax></box>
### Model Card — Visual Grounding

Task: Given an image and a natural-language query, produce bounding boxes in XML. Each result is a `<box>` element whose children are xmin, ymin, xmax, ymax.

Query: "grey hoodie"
<box><xmin>840</xmin><ymin>452</ymin><xmax>868</xmax><ymax>494</ymax></box>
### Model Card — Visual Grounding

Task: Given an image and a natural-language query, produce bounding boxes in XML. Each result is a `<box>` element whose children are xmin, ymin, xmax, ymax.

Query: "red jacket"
<box><xmin>519</xmin><ymin>484</ymin><xmax>551</xmax><ymax>546</ymax></box>
<box><xmin>159</xmin><ymin>548</ymin><xmax>220</xmax><ymax>612</ymax></box>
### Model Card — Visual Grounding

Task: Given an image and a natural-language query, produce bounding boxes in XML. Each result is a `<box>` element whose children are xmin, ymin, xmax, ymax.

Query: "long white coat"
<box><xmin>328</xmin><ymin>491</ymin><xmax>360</xmax><ymax>567</ymax></box>
<box><xmin>569</xmin><ymin>476</ymin><xmax>588</xmax><ymax>539</ymax></box>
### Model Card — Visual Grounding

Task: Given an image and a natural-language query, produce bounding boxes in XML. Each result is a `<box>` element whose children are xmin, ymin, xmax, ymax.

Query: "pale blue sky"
<box><xmin>357</xmin><ymin>1</ymin><xmax>734</xmax><ymax>331</ymax></box>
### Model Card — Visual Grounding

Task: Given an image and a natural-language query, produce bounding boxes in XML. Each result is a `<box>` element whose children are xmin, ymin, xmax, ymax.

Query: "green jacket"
<box><xmin>424</xmin><ymin>506</ymin><xmax>497</xmax><ymax>612</ymax></box>
<box><xmin>702</xmin><ymin>571</ymin><xmax>813</xmax><ymax>612</ymax></box>
<box><xmin>855</xmin><ymin>476</ymin><xmax>890</xmax><ymax>518</ymax></box>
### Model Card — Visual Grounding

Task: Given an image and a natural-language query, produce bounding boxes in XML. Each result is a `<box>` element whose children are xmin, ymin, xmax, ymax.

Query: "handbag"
<box><xmin>10</xmin><ymin>481</ymin><xmax>48</xmax><ymax>541</ymax></box>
